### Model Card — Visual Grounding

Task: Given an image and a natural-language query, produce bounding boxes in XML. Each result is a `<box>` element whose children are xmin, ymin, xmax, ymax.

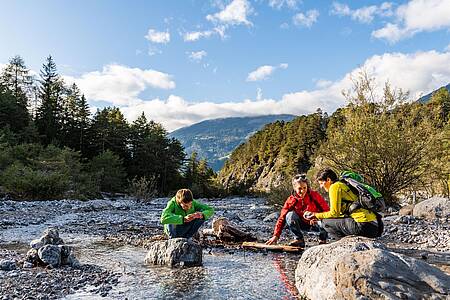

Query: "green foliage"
<box><xmin>0</xmin><ymin>144</ymin><xmax>87</xmax><ymax>199</ymax></box>
<box><xmin>88</xmin><ymin>150</ymin><xmax>126</xmax><ymax>193</ymax></box>
<box><xmin>315</xmin><ymin>72</ymin><xmax>446</xmax><ymax>204</ymax></box>
<box><xmin>217</xmin><ymin>113</ymin><xmax>327</xmax><ymax>193</ymax></box>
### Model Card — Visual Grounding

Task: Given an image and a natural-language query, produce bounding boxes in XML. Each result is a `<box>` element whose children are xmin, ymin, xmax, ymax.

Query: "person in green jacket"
<box><xmin>160</xmin><ymin>189</ymin><xmax>214</xmax><ymax>239</ymax></box>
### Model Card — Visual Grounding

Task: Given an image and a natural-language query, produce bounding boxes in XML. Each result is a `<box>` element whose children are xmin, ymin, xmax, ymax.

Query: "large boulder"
<box><xmin>144</xmin><ymin>238</ymin><xmax>202</xmax><ymax>267</ymax></box>
<box><xmin>413</xmin><ymin>197</ymin><xmax>450</xmax><ymax>220</ymax></box>
<box><xmin>295</xmin><ymin>236</ymin><xmax>450</xmax><ymax>299</ymax></box>
<box><xmin>335</xmin><ymin>249</ymin><xmax>450</xmax><ymax>299</ymax></box>
<box><xmin>295</xmin><ymin>236</ymin><xmax>386</xmax><ymax>300</ymax></box>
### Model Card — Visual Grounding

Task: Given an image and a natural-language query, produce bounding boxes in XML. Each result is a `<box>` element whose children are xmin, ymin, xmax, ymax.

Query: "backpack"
<box><xmin>339</xmin><ymin>171</ymin><xmax>385</xmax><ymax>213</ymax></box>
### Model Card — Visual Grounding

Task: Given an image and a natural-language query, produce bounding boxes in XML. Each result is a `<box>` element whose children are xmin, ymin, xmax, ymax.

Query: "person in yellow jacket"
<box><xmin>304</xmin><ymin>168</ymin><xmax>381</xmax><ymax>239</ymax></box>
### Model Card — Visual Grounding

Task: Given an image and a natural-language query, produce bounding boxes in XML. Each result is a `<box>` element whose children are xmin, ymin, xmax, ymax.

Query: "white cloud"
<box><xmin>62</xmin><ymin>51</ymin><xmax>450</xmax><ymax>132</ymax></box>
<box><xmin>372</xmin><ymin>0</ymin><xmax>450</xmax><ymax>43</ymax></box>
<box><xmin>256</xmin><ymin>87</ymin><xmax>263</xmax><ymax>100</ymax></box>
<box><xmin>268</xmin><ymin>0</ymin><xmax>300</xmax><ymax>10</ymax></box>
<box><xmin>145</xmin><ymin>29</ymin><xmax>170</xmax><ymax>44</ymax></box>
<box><xmin>293</xmin><ymin>10</ymin><xmax>319</xmax><ymax>28</ymax></box>
<box><xmin>183</xmin><ymin>26</ymin><xmax>226</xmax><ymax>42</ymax></box>
<box><xmin>247</xmin><ymin>63</ymin><xmax>288</xmax><ymax>81</ymax></box>
<box><xmin>331</xmin><ymin>2</ymin><xmax>393</xmax><ymax>24</ymax></box>
<box><xmin>188</xmin><ymin>50</ymin><xmax>208</xmax><ymax>62</ymax></box>
<box><xmin>63</xmin><ymin>64</ymin><xmax>175</xmax><ymax>106</ymax></box>
<box><xmin>206</xmin><ymin>0</ymin><xmax>253</xmax><ymax>26</ymax></box>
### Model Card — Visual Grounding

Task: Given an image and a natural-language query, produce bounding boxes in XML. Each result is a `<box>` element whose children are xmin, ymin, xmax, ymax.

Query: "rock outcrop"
<box><xmin>413</xmin><ymin>197</ymin><xmax>450</xmax><ymax>220</ymax></box>
<box><xmin>295</xmin><ymin>236</ymin><xmax>450</xmax><ymax>299</ymax></box>
<box><xmin>144</xmin><ymin>238</ymin><xmax>202</xmax><ymax>267</ymax></box>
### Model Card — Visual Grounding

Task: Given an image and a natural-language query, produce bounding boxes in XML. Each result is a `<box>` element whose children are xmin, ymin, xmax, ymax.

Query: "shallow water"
<box><xmin>65</xmin><ymin>240</ymin><xmax>301</xmax><ymax>299</ymax></box>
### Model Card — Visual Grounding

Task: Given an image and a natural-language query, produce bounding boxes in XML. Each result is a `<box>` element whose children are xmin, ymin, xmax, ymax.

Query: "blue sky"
<box><xmin>1</xmin><ymin>0</ymin><xmax>450</xmax><ymax>130</ymax></box>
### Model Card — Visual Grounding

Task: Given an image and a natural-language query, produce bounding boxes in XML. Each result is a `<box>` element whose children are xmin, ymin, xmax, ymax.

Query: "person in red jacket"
<box><xmin>266</xmin><ymin>174</ymin><xmax>330</xmax><ymax>247</ymax></box>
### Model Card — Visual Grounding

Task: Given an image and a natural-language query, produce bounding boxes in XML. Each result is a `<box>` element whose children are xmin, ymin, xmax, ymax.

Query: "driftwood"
<box><xmin>242</xmin><ymin>242</ymin><xmax>303</xmax><ymax>252</ymax></box>
<box><xmin>203</xmin><ymin>217</ymin><xmax>256</xmax><ymax>242</ymax></box>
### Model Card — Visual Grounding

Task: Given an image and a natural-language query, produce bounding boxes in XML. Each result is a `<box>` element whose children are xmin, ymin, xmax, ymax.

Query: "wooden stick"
<box><xmin>242</xmin><ymin>241</ymin><xmax>303</xmax><ymax>252</ymax></box>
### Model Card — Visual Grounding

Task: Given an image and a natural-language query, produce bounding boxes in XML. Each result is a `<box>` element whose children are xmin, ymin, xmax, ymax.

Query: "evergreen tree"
<box><xmin>35</xmin><ymin>55</ymin><xmax>64</xmax><ymax>145</ymax></box>
<box><xmin>0</xmin><ymin>55</ymin><xmax>32</xmax><ymax>133</ymax></box>
<box><xmin>89</xmin><ymin>107</ymin><xmax>130</xmax><ymax>162</ymax></box>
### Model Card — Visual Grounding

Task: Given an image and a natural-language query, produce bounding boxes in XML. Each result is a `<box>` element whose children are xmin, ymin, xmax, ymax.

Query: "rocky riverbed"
<box><xmin>0</xmin><ymin>196</ymin><xmax>449</xmax><ymax>299</ymax></box>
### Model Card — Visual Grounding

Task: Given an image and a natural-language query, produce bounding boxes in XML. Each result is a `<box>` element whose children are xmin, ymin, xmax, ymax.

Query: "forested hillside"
<box><xmin>218</xmin><ymin>75</ymin><xmax>450</xmax><ymax>203</ymax></box>
<box><xmin>0</xmin><ymin>55</ymin><xmax>216</xmax><ymax>200</ymax></box>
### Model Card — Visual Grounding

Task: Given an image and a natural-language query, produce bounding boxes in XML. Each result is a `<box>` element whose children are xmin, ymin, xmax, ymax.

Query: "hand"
<box><xmin>303</xmin><ymin>211</ymin><xmax>315</xmax><ymax>220</ymax></box>
<box><xmin>184</xmin><ymin>214</ymin><xmax>195</xmax><ymax>223</ymax></box>
<box><xmin>309</xmin><ymin>218</ymin><xmax>318</xmax><ymax>225</ymax></box>
<box><xmin>266</xmin><ymin>236</ymin><xmax>279</xmax><ymax>245</ymax></box>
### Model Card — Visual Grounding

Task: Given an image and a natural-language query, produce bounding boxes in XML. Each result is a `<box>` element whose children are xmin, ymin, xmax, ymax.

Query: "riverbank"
<box><xmin>0</xmin><ymin>197</ymin><xmax>449</xmax><ymax>299</ymax></box>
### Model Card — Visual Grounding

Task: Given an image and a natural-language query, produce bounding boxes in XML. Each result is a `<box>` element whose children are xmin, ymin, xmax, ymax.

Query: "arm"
<box><xmin>314</xmin><ymin>184</ymin><xmax>342</xmax><ymax>219</ymax></box>
<box><xmin>312</xmin><ymin>191</ymin><xmax>330</xmax><ymax>212</ymax></box>
<box><xmin>273</xmin><ymin>197</ymin><xmax>293</xmax><ymax>237</ymax></box>
<box><xmin>160</xmin><ymin>199</ymin><xmax>184</xmax><ymax>225</ymax></box>
<box><xmin>193</xmin><ymin>200</ymin><xmax>214</xmax><ymax>220</ymax></box>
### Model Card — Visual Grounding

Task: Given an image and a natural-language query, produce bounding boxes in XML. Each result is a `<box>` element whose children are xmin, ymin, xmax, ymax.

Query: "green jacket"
<box><xmin>160</xmin><ymin>197</ymin><xmax>215</xmax><ymax>233</ymax></box>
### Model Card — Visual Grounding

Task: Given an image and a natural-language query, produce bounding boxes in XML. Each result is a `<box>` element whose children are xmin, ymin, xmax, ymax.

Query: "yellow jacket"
<box><xmin>315</xmin><ymin>181</ymin><xmax>377</xmax><ymax>223</ymax></box>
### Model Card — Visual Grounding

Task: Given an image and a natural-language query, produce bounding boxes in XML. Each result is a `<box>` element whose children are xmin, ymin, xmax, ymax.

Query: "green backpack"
<box><xmin>339</xmin><ymin>171</ymin><xmax>385</xmax><ymax>213</ymax></box>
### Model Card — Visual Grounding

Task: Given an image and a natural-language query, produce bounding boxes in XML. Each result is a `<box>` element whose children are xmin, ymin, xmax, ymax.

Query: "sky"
<box><xmin>1</xmin><ymin>0</ymin><xmax>450</xmax><ymax>131</ymax></box>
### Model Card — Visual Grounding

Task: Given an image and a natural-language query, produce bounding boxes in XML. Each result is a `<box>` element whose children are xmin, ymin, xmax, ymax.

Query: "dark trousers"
<box><xmin>167</xmin><ymin>219</ymin><xmax>205</xmax><ymax>239</ymax></box>
<box><xmin>286</xmin><ymin>211</ymin><xmax>328</xmax><ymax>241</ymax></box>
<box><xmin>321</xmin><ymin>217</ymin><xmax>379</xmax><ymax>239</ymax></box>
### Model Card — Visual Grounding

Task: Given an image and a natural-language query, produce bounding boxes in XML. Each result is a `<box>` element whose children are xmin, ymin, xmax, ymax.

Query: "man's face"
<box><xmin>179</xmin><ymin>201</ymin><xmax>192</xmax><ymax>211</ymax></box>
<box><xmin>318</xmin><ymin>178</ymin><xmax>332</xmax><ymax>192</ymax></box>
<box><xmin>293</xmin><ymin>181</ymin><xmax>308</xmax><ymax>198</ymax></box>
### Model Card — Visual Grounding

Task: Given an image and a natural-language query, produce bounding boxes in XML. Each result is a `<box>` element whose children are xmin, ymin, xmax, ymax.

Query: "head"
<box><xmin>291</xmin><ymin>174</ymin><xmax>309</xmax><ymax>198</ymax></box>
<box><xmin>316</xmin><ymin>168</ymin><xmax>338</xmax><ymax>192</ymax></box>
<box><xmin>176</xmin><ymin>189</ymin><xmax>193</xmax><ymax>211</ymax></box>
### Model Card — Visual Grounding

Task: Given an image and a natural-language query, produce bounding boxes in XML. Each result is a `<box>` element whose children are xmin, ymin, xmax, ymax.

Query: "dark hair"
<box><xmin>316</xmin><ymin>168</ymin><xmax>338</xmax><ymax>183</ymax></box>
<box><xmin>292</xmin><ymin>174</ymin><xmax>310</xmax><ymax>188</ymax></box>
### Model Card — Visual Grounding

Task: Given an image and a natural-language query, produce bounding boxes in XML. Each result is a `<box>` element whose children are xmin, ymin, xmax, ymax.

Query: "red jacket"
<box><xmin>273</xmin><ymin>190</ymin><xmax>329</xmax><ymax>237</ymax></box>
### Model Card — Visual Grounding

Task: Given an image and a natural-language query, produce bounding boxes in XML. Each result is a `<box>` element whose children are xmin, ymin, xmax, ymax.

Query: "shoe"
<box><xmin>288</xmin><ymin>239</ymin><xmax>305</xmax><ymax>248</ymax></box>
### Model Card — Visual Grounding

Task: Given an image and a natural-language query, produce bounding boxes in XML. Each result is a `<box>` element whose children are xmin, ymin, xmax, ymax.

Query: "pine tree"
<box><xmin>35</xmin><ymin>55</ymin><xmax>64</xmax><ymax>145</ymax></box>
<box><xmin>0</xmin><ymin>55</ymin><xmax>33</xmax><ymax>133</ymax></box>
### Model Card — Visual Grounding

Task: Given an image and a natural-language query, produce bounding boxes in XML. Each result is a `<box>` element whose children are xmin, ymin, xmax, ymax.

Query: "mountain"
<box><xmin>169</xmin><ymin>114</ymin><xmax>297</xmax><ymax>171</ymax></box>
<box><xmin>418</xmin><ymin>83</ymin><xmax>450</xmax><ymax>103</ymax></box>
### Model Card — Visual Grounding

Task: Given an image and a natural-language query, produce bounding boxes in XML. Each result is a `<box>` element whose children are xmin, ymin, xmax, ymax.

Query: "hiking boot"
<box><xmin>288</xmin><ymin>239</ymin><xmax>305</xmax><ymax>248</ymax></box>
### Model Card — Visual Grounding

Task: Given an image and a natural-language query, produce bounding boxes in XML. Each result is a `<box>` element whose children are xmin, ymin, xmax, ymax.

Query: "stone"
<box><xmin>413</xmin><ymin>197</ymin><xmax>450</xmax><ymax>220</ymax></box>
<box><xmin>144</xmin><ymin>238</ymin><xmax>202</xmax><ymax>267</ymax></box>
<box><xmin>0</xmin><ymin>259</ymin><xmax>17</xmax><ymax>271</ymax></box>
<box><xmin>399</xmin><ymin>204</ymin><xmax>415</xmax><ymax>216</ymax></box>
<box><xmin>263</xmin><ymin>212</ymin><xmax>279</xmax><ymax>222</ymax></box>
<box><xmin>30</xmin><ymin>237</ymin><xmax>45</xmax><ymax>250</ymax></box>
<box><xmin>295</xmin><ymin>236</ymin><xmax>386</xmax><ymax>300</ymax></box>
<box><xmin>38</xmin><ymin>245</ymin><xmax>61</xmax><ymax>267</ymax></box>
<box><xmin>335</xmin><ymin>249</ymin><xmax>450</xmax><ymax>299</ymax></box>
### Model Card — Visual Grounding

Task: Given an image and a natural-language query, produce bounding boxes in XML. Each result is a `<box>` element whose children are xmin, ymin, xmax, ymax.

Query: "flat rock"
<box><xmin>413</xmin><ymin>197</ymin><xmax>450</xmax><ymax>220</ymax></box>
<box><xmin>144</xmin><ymin>238</ymin><xmax>202</xmax><ymax>267</ymax></box>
